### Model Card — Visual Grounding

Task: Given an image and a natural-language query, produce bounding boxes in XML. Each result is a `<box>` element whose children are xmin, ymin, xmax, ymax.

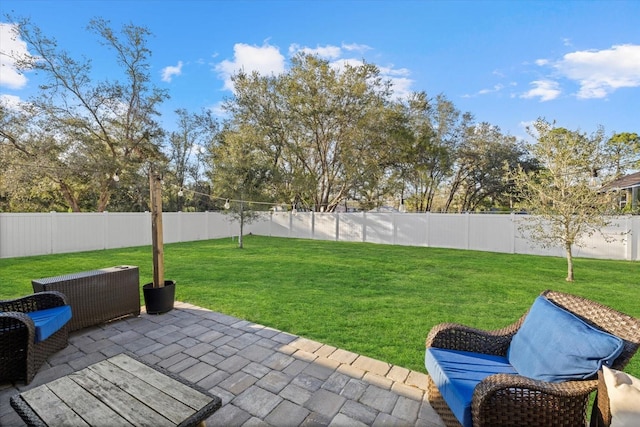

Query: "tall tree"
<box><xmin>390</xmin><ymin>92</ymin><xmax>465</xmax><ymax>212</ymax></box>
<box><xmin>510</xmin><ymin>119</ymin><xmax>614</xmax><ymax>281</ymax></box>
<box><xmin>604</xmin><ymin>132</ymin><xmax>640</xmax><ymax>178</ymax></box>
<box><xmin>224</xmin><ymin>53</ymin><xmax>392</xmax><ymax>212</ymax></box>
<box><xmin>2</xmin><ymin>17</ymin><xmax>167</xmax><ymax>212</ymax></box>
<box><xmin>446</xmin><ymin>123</ymin><xmax>527</xmax><ymax>212</ymax></box>
<box><xmin>164</xmin><ymin>109</ymin><xmax>218</xmax><ymax>211</ymax></box>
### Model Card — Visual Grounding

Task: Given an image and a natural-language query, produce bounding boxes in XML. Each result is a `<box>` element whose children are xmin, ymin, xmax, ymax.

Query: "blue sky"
<box><xmin>1</xmin><ymin>0</ymin><xmax>639</xmax><ymax>141</ymax></box>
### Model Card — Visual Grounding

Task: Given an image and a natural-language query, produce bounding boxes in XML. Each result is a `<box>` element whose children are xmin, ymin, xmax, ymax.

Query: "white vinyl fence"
<box><xmin>1</xmin><ymin>211</ymin><xmax>638</xmax><ymax>261</ymax></box>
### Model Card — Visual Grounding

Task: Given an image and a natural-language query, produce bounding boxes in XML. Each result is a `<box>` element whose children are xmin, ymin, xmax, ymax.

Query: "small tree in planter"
<box><xmin>142</xmin><ymin>171</ymin><xmax>175</xmax><ymax>313</ymax></box>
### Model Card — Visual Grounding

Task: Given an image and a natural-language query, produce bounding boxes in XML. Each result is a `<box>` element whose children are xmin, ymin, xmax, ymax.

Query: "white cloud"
<box><xmin>479</xmin><ymin>84</ymin><xmax>505</xmax><ymax>95</ymax></box>
<box><xmin>288</xmin><ymin>42</ymin><xmax>372</xmax><ymax>60</ymax></box>
<box><xmin>0</xmin><ymin>94</ymin><xmax>23</xmax><ymax>110</ymax></box>
<box><xmin>464</xmin><ymin>82</ymin><xmax>516</xmax><ymax>98</ymax></box>
<box><xmin>378</xmin><ymin>65</ymin><xmax>413</xmax><ymax>98</ymax></box>
<box><xmin>388</xmin><ymin>77</ymin><xmax>414</xmax><ymax>99</ymax></box>
<box><xmin>161</xmin><ymin>61</ymin><xmax>183</xmax><ymax>82</ymax></box>
<box><xmin>341</xmin><ymin>43</ymin><xmax>372</xmax><ymax>53</ymax></box>
<box><xmin>215</xmin><ymin>41</ymin><xmax>414</xmax><ymax>100</ymax></box>
<box><xmin>208</xmin><ymin>101</ymin><xmax>227</xmax><ymax>118</ymax></box>
<box><xmin>330</xmin><ymin>57</ymin><xmax>363</xmax><ymax>71</ymax></box>
<box><xmin>521</xmin><ymin>80</ymin><xmax>561</xmax><ymax>102</ymax></box>
<box><xmin>215</xmin><ymin>43</ymin><xmax>285</xmax><ymax>91</ymax></box>
<box><xmin>290</xmin><ymin>43</ymin><xmax>342</xmax><ymax>59</ymax></box>
<box><xmin>519</xmin><ymin>120</ymin><xmax>536</xmax><ymax>130</ymax></box>
<box><xmin>554</xmin><ymin>44</ymin><xmax>640</xmax><ymax>99</ymax></box>
<box><xmin>379</xmin><ymin>65</ymin><xmax>410</xmax><ymax>78</ymax></box>
<box><xmin>0</xmin><ymin>23</ymin><xmax>29</xmax><ymax>90</ymax></box>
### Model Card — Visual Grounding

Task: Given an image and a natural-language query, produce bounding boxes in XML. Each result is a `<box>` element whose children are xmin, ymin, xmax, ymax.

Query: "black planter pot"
<box><xmin>142</xmin><ymin>280</ymin><xmax>175</xmax><ymax>314</ymax></box>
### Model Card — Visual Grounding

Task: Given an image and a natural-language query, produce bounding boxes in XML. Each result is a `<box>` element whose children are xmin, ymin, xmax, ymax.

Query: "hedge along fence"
<box><xmin>1</xmin><ymin>211</ymin><xmax>638</xmax><ymax>260</ymax></box>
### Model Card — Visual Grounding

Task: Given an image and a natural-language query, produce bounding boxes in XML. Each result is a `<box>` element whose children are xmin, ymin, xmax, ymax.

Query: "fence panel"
<box><xmin>252</xmin><ymin>212</ymin><xmax>288</xmax><ymax>238</ymax></box>
<box><xmin>104</xmin><ymin>213</ymin><xmax>149</xmax><ymax>249</ymax></box>
<box><xmin>337</xmin><ymin>213</ymin><xmax>364</xmax><ymax>242</ymax></box>
<box><xmin>364</xmin><ymin>213</ymin><xmax>394</xmax><ymax>244</ymax></box>
<box><xmin>573</xmin><ymin>217</ymin><xmax>629</xmax><ymax>260</ymax></box>
<box><xmin>512</xmin><ymin>215</ymin><xmax>631</xmax><ymax>259</ymax></box>
<box><xmin>51</xmin><ymin>213</ymin><xmax>107</xmax><ymax>254</ymax></box>
<box><xmin>394</xmin><ymin>213</ymin><xmax>428</xmax><ymax>246</ymax></box>
<box><xmin>427</xmin><ymin>213</ymin><xmax>468</xmax><ymax>249</ymax></box>
<box><xmin>468</xmin><ymin>214</ymin><xmax>514</xmax><ymax>253</ymax></box>
<box><xmin>209</xmin><ymin>212</ymin><xmax>242</xmax><ymax>239</ymax></box>
<box><xmin>290</xmin><ymin>213</ymin><xmax>314</xmax><ymax>239</ymax></box>
<box><xmin>1</xmin><ymin>212</ymin><xmax>638</xmax><ymax>260</ymax></box>
<box><xmin>313</xmin><ymin>213</ymin><xmax>338</xmax><ymax>241</ymax></box>
<box><xmin>0</xmin><ymin>213</ymin><xmax>52</xmax><ymax>258</ymax></box>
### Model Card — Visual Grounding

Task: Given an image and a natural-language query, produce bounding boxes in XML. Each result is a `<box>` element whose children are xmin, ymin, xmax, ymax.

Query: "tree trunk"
<box><xmin>59</xmin><ymin>181</ymin><xmax>81</xmax><ymax>212</ymax></box>
<box><xmin>238</xmin><ymin>202</ymin><xmax>244</xmax><ymax>249</ymax></box>
<box><xmin>97</xmin><ymin>183</ymin><xmax>111</xmax><ymax>212</ymax></box>
<box><xmin>565</xmin><ymin>244</ymin><xmax>574</xmax><ymax>282</ymax></box>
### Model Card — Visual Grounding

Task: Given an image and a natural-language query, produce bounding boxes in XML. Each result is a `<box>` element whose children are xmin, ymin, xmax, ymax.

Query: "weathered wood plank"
<box><xmin>44</xmin><ymin>375</ymin><xmax>132</xmax><ymax>426</ymax></box>
<box><xmin>87</xmin><ymin>358</ymin><xmax>194</xmax><ymax>424</ymax></box>
<box><xmin>20</xmin><ymin>382</ymin><xmax>90</xmax><ymax>427</ymax></box>
<box><xmin>68</xmin><ymin>365</ymin><xmax>173</xmax><ymax>426</ymax></box>
<box><xmin>16</xmin><ymin>355</ymin><xmax>218</xmax><ymax>427</ymax></box>
<box><xmin>109</xmin><ymin>354</ymin><xmax>212</xmax><ymax>410</ymax></box>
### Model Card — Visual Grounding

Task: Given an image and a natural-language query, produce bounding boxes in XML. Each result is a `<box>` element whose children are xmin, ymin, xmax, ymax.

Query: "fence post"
<box><xmin>392</xmin><ymin>213</ymin><xmax>397</xmax><ymax>245</ymax></box>
<box><xmin>425</xmin><ymin>212</ymin><xmax>430</xmax><ymax>247</ymax></box>
<box><xmin>335</xmin><ymin>213</ymin><xmax>340</xmax><ymax>241</ymax></box>
<box><xmin>465</xmin><ymin>212</ymin><xmax>471</xmax><ymax>249</ymax></box>
<box><xmin>627</xmin><ymin>215</ymin><xmax>639</xmax><ymax>261</ymax></box>
<box><xmin>103</xmin><ymin>211</ymin><xmax>109</xmax><ymax>250</ymax></box>
<box><xmin>510</xmin><ymin>212</ymin><xmax>516</xmax><ymax>254</ymax></box>
<box><xmin>49</xmin><ymin>211</ymin><xmax>56</xmax><ymax>255</ymax></box>
<box><xmin>289</xmin><ymin>210</ymin><xmax>293</xmax><ymax>238</ymax></box>
<box><xmin>362</xmin><ymin>211</ymin><xmax>366</xmax><ymax>243</ymax></box>
<box><xmin>631</xmin><ymin>216</ymin><xmax>640</xmax><ymax>261</ymax></box>
<box><xmin>205</xmin><ymin>211</ymin><xmax>210</xmax><ymax>239</ymax></box>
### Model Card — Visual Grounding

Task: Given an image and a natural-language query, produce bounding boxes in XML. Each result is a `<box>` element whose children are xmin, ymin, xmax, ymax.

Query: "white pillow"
<box><xmin>602</xmin><ymin>366</ymin><xmax>640</xmax><ymax>427</ymax></box>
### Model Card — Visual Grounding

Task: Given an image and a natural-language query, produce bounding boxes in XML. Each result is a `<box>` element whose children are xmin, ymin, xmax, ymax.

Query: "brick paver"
<box><xmin>0</xmin><ymin>302</ymin><xmax>445</xmax><ymax>427</ymax></box>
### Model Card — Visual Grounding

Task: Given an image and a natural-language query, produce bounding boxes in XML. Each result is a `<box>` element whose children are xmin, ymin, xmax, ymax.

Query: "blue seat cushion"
<box><xmin>25</xmin><ymin>305</ymin><xmax>72</xmax><ymax>342</ymax></box>
<box><xmin>508</xmin><ymin>296</ymin><xmax>623</xmax><ymax>382</ymax></box>
<box><xmin>425</xmin><ymin>348</ymin><xmax>517</xmax><ymax>427</ymax></box>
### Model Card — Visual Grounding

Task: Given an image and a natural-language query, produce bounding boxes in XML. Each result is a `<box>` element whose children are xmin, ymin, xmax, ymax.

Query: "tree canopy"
<box><xmin>1</xmin><ymin>18</ymin><xmax>637</xmax><ymax>220</ymax></box>
<box><xmin>1</xmin><ymin>17</ymin><xmax>167</xmax><ymax>212</ymax></box>
<box><xmin>510</xmin><ymin>119</ymin><xmax>616</xmax><ymax>281</ymax></box>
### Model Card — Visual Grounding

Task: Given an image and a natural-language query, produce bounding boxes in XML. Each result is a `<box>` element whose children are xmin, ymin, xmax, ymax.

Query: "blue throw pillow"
<box><xmin>508</xmin><ymin>296</ymin><xmax>623</xmax><ymax>382</ymax></box>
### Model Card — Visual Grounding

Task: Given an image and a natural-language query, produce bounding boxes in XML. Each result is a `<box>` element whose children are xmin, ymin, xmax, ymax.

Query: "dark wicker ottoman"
<box><xmin>32</xmin><ymin>266</ymin><xmax>140</xmax><ymax>331</ymax></box>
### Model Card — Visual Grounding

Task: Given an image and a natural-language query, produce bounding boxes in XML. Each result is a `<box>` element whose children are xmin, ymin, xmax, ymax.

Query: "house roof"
<box><xmin>600</xmin><ymin>171</ymin><xmax>640</xmax><ymax>192</ymax></box>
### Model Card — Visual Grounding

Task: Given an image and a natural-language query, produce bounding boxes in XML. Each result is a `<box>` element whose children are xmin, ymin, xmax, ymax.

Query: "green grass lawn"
<box><xmin>1</xmin><ymin>235</ymin><xmax>638</xmax><ymax>377</ymax></box>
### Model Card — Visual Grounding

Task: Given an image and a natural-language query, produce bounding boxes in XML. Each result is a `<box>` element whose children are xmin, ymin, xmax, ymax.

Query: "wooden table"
<box><xmin>10</xmin><ymin>354</ymin><xmax>222</xmax><ymax>427</ymax></box>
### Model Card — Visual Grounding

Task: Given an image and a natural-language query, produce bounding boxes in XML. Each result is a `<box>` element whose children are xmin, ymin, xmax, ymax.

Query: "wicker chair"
<box><xmin>1</xmin><ymin>291</ymin><xmax>71</xmax><ymax>384</ymax></box>
<box><xmin>590</xmin><ymin>370</ymin><xmax>612</xmax><ymax>427</ymax></box>
<box><xmin>425</xmin><ymin>290</ymin><xmax>640</xmax><ymax>427</ymax></box>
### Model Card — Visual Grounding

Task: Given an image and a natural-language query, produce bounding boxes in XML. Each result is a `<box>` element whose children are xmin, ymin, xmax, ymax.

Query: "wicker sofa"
<box><xmin>0</xmin><ymin>291</ymin><xmax>71</xmax><ymax>384</ymax></box>
<box><xmin>425</xmin><ymin>290</ymin><xmax>640</xmax><ymax>427</ymax></box>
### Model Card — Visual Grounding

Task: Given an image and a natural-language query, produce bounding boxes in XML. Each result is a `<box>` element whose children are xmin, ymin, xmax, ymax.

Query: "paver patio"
<box><xmin>0</xmin><ymin>302</ymin><xmax>445</xmax><ymax>426</ymax></box>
